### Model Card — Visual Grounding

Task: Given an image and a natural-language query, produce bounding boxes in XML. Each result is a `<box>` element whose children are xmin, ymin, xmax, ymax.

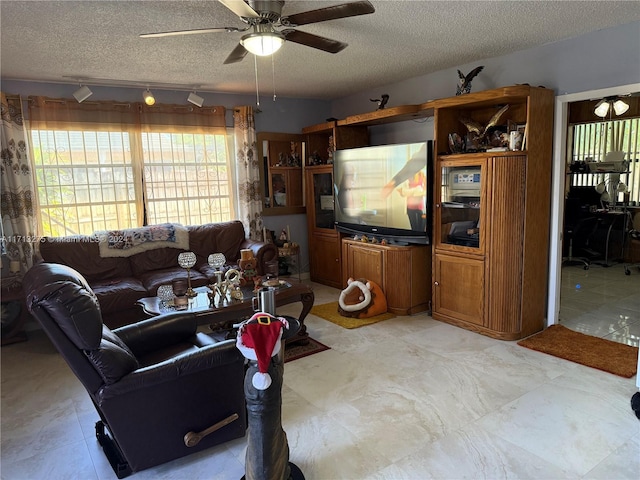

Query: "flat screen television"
<box><xmin>333</xmin><ymin>141</ymin><xmax>433</xmax><ymax>245</ymax></box>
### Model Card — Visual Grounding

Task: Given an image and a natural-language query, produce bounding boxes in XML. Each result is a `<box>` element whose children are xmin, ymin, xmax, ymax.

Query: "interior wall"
<box><xmin>330</xmin><ymin>21</ymin><xmax>640</xmax><ymax>125</ymax></box>
<box><xmin>0</xmin><ymin>79</ymin><xmax>332</xmax><ymax>134</ymax></box>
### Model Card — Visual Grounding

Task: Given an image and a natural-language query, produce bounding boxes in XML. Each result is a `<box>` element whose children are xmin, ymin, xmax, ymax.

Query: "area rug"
<box><xmin>310</xmin><ymin>301</ymin><xmax>396</xmax><ymax>329</ymax></box>
<box><xmin>284</xmin><ymin>337</ymin><xmax>330</xmax><ymax>363</ymax></box>
<box><xmin>517</xmin><ymin>325</ymin><xmax>638</xmax><ymax>378</ymax></box>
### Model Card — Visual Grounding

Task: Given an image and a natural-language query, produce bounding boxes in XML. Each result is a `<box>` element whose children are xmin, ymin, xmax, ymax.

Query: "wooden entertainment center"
<box><xmin>271</xmin><ymin>85</ymin><xmax>554</xmax><ymax>339</ymax></box>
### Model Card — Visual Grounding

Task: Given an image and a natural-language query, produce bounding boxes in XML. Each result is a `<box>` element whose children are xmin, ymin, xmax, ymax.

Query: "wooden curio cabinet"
<box><xmin>431</xmin><ymin>85</ymin><xmax>554</xmax><ymax>340</ymax></box>
<box><xmin>302</xmin><ymin>122</ymin><xmax>368</xmax><ymax>287</ymax></box>
<box><xmin>305</xmin><ymin>165</ymin><xmax>342</xmax><ymax>287</ymax></box>
<box><xmin>258</xmin><ymin>132</ymin><xmax>305</xmax><ymax>215</ymax></box>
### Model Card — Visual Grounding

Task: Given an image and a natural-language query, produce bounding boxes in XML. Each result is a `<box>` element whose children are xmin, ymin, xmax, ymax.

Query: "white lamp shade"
<box><xmin>613</xmin><ymin>99</ymin><xmax>629</xmax><ymax>116</ymax></box>
<box><xmin>594</xmin><ymin>99</ymin><xmax>610</xmax><ymax>118</ymax></box>
<box><xmin>241</xmin><ymin>32</ymin><xmax>285</xmax><ymax>56</ymax></box>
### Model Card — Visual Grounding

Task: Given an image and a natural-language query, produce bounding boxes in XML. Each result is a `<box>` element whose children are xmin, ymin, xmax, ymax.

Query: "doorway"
<box><xmin>548</xmin><ymin>83</ymin><xmax>640</xmax><ymax>348</ymax></box>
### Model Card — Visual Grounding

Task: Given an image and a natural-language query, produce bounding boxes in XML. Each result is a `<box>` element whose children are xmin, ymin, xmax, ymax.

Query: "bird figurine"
<box><xmin>370</xmin><ymin>94</ymin><xmax>389</xmax><ymax>110</ymax></box>
<box><xmin>459</xmin><ymin>104</ymin><xmax>509</xmax><ymax>147</ymax></box>
<box><xmin>456</xmin><ymin>66</ymin><xmax>484</xmax><ymax>95</ymax></box>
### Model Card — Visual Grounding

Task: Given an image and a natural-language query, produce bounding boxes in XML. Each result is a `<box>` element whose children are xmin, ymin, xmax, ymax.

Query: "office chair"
<box><xmin>562</xmin><ymin>196</ymin><xmax>600</xmax><ymax>269</ymax></box>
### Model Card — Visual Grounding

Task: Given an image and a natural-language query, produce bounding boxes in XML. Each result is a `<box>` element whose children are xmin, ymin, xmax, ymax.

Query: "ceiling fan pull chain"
<box><xmin>254</xmin><ymin>55</ymin><xmax>260</xmax><ymax>107</ymax></box>
<box><xmin>272</xmin><ymin>54</ymin><xmax>277</xmax><ymax>102</ymax></box>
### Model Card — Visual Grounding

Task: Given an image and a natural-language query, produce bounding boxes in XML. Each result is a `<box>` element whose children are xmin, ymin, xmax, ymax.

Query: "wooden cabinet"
<box><xmin>433</xmin><ymin>253</ymin><xmax>484</xmax><ymax>326</ymax></box>
<box><xmin>303</xmin><ymin>123</ymin><xmax>368</xmax><ymax>287</ymax></box>
<box><xmin>305</xmin><ymin>165</ymin><xmax>342</xmax><ymax>287</ymax></box>
<box><xmin>432</xmin><ymin>85</ymin><xmax>554</xmax><ymax>340</ymax></box>
<box><xmin>257</xmin><ymin>132</ymin><xmax>305</xmax><ymax>215</ymax></box>
<box><xmin>269</xmin><ymin>166</ymin><xmax>302</xmax><ymax>207</ymax></box>
<box><xmin>342</xmin><ymin>238</ymin><xmax>431</xmax><ymax>315</ymax></box>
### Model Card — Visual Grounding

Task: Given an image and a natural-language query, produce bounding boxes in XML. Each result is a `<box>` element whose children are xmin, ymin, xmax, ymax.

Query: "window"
<box><xmin>28</xmin><ymin>98</ymin><xmax>233</xmax><ymax>236</ymax></box>
<box><xmin>568</xmin><ymin>117</ymin><xmax>640</xmax><ymax>204</ymax></box>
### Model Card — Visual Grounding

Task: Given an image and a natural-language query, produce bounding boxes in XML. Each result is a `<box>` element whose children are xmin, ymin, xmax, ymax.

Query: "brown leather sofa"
<box><xmin>38</xmin><ymin>221</ymin><xmax>277</xmax><ymax>328</ymax></box>
<box><xmin>23</xmin><ymin>262</ymin><xmax>247</xmax><ymax>477</ymax></box>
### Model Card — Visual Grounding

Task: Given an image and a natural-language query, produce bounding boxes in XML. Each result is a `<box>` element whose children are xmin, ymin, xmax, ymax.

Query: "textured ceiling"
<box><xmin>1</xmin><ymin>1</ymin><xmax>639</xmax><ymax>100</ymax></box>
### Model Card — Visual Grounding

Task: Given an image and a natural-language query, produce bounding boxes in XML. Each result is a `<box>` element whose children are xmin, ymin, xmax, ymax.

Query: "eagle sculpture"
<box><xmin>459</xmin><ymin>104</ymin><xmax>509</xmax><ymax>145</ymax></box>
<box><xmin>370</xmin><ymin>94</ymin><xmax>389</xmax><ymax>110</ymax></box>
<box><xmin>456</xmin><ymin>66</ymin><xmax>484</xmax><ymax>95</ymax></box>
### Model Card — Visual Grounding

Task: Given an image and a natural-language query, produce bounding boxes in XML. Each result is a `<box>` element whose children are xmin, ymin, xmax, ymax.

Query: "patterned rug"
<box><xmin>310</xmin><ymin>301</ymin><xmax>396</xmax><ymax>329</ymax></box>
<box><xmin>518</xmin><ymin>325</ymin><xmax>638</xmax><ymax>378</ymax></box>
<box><xmin>284</xmin><ymin>337</ymin><xmax>330</xmax><ymax>363</ymax></box>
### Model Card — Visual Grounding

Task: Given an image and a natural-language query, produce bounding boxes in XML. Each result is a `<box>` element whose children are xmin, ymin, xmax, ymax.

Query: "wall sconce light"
<box><xmin>594</xmin><ymin>97</ymin><xmax>630</xmax><ymax>118</ymax></box>
<box><xmin>187</xmin><ymin>91</ymin><xmax>204</xmax><ymax>107</ymax></box>
<box><xmin>72</xmin><ymin>85</ymin><xmax>93</xmax><ymax>103</ymax></box>
<box><xmin>143</xmin><ymin>88</ymin><xmax>156</xmax><ymax>106</ymax></box>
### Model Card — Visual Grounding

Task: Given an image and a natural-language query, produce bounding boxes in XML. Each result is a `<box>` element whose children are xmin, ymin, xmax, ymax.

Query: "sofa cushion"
<box><xmin>128</xmin><ymin>247</ymin><xmax>187</xmax><ymax>277</ymax></box>
<box><xmin>91</xmin><ymin>278</ymin><xmax>148</xmax><ymax>315</ymax></box>
<box><xmin>138</xmin><ymin>267</ymin><xmax>209</xmax><ymax>295</ymax></box>
<box><xmin>188</xmin><ymin>221</ymin><xmax>245</xmax><ymax>270</ymax></box>
<box><xmin>39</xmin><ymin>236</ymin><xmax>133</xmax><ymax>282</ymax></box>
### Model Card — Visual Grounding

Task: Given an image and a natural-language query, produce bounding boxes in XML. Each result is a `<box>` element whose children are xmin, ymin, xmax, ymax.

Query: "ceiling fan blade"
<box><xmin>282</xmin><ymin>29</ymin><xmax>347</xmax><ymax>54</ymax></box>
<box><xmin>219</xmin><ymin>0</ymin><xmax>260</xmax><ymax>19</ymax></box>
<box><xmin>280</xmin><ymin>0</ymin><xmax>375</xmax><ymax>27</ymax></box>
<box><xmin>224</xmin><ymin>42</ymin><xmax>249</xmax><ymax>64</ymax></box>
<box><xmin>140</xmin><ymin>27</ymin><xmax>242</xmax><ymax>38</ymax></box>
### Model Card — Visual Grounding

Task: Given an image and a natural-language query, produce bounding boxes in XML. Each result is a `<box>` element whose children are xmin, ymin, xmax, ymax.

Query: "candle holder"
<box><xmin>208</xmin><ymin>253</ymin><xmax>226</xmax><ymax>284</ymax></box>
<box><xmin>177</xmin><ymin>251</ymin><xmax>197</xmax><ymax>298</ymax></box>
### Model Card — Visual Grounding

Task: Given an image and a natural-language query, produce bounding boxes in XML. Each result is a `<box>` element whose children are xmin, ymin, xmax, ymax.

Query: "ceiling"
<box><xmin>1</xmin><ymin>1</ymin><xmax>639</xmax><ymax>100</ymax></box>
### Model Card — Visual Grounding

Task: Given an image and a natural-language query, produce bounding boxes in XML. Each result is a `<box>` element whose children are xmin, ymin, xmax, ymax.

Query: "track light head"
<box><xmin>143</xmin><ymin>89</ymin><xmax>156</xmax><ymax>106</ymax></box>
<box><xmin>73</xmin><ymin>85</ymin><xmax>93</xmax><ymax>103</ymax></box>
<box><xmin>187</xmin><ymin>91</ymin><xmax>204</xmax><ymax>107</ymax></box>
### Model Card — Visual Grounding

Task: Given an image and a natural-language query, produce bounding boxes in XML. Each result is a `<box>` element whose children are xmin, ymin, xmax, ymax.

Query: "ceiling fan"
<box><xmin>140</xmin><ymin>0</ymin><xmax>375</xmax><ymax>64</ymax></box>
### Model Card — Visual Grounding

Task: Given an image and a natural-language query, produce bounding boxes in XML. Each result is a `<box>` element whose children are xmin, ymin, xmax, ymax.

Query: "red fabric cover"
<box><xmin>241</xmin><ymin>318</ymin><xmax>283</xmax><ymax>374</ymax></box>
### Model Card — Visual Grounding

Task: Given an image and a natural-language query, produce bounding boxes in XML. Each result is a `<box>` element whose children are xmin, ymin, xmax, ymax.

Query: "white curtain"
<box><xmin>233</xmin><ymin>106</ymin><xmax>263</xmax><ymax>240</ymax></box>
<box><xmin>1</xmin><ymin>93</ymin><xmax>37</xmax><ymax>271</ymax></box>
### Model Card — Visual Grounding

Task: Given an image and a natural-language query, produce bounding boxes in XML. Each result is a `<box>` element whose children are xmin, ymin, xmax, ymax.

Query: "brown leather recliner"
<box><xmin>23</xmin><ymin>263</ymin><xmax>247</xmax><ymax>478</ymax></box>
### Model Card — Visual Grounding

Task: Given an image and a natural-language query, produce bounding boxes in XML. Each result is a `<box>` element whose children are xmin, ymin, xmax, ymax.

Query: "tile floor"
<box><xmin>2</xmin><ymin>267</ymin><xmax>639</xmax><ymax>479</ymax></box>
<box><xmin>559</xmin><ymin>263</ymin><xmax>640</xmax><ymax>347</ymax></box>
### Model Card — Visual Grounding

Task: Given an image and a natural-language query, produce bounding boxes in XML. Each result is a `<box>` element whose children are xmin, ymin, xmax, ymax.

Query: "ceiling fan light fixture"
<box><xmin>613</xmin><ymin>99</ymin><xmax>629</xmax><ymax>116</ymax></box>
<box><xmin>241</xmin><ymin>32</ymin><xmax>285</xmax><ymax>56</ymax></box>
<box><xmin>143</xmin><ymin>88</ymin><xmax>156</xmax><ymax>106</ymax></box>
<box><xmin>187</xmin><ymin>91</ymin><xmax>204</xmax><ymax>107</ymax></box>
<box><xmin>594</xmin><ymin>98</ymin><xmax>610</xmax><ymax>118</ymax></box>
<box><xmin>73</xmin><ymin>85</ymin><xmax>93</xmax><ymax>103</ymax></box>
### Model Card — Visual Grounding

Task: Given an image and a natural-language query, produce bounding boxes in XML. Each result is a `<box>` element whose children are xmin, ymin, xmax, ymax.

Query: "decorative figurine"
<box><xmin>456</xmin><ymin>66</ymin><xmax>484</xmax><ymax>95</ymax></box>
<box><xmin>370</xmin><ymin>94</ymin><xmax>389</xmax><ymax>110</ymax></box>
<box><xmin>459</xmin><ymin>104</ymin><xmax>509</xmax><ymax>148</ymax></box>
<box><xmin>239</xmin><ymin>249</ymin><xmax>259</xmax><ymax>287</ymax></box>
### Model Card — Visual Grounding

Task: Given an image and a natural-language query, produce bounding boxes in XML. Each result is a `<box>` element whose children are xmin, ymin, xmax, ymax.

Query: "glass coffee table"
<box><xmin>137</xmin><ymin>281</ymin><xmax>314</xmax><ymax>345</ymax></box>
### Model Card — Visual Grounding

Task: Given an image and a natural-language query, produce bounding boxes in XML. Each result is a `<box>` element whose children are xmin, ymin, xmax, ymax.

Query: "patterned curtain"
<box><xmin>233</xmin><ymin>106</ymin><xmax>263</xmax><ymax>240</ymax></box>
<box><xmin>1</xmin><ymin>93</ymin><xmax>37</xmax><ymax>272</ymax></box>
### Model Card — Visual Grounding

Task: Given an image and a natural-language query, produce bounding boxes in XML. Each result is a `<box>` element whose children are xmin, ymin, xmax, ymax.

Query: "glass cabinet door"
<box><xmin>438</xmin><ymin>162</ymin><xmax>484</xmax><ymax>250</ymax></box>
<box><xmin>311</xmin><ymin>170</ymin><xmax>335</xmax><ymax>230</ymax></box>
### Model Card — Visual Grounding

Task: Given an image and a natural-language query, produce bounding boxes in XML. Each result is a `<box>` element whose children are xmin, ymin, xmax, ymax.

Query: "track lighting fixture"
<box><xmin>143</xmin><ymin>88</ymin><xmax>156</xmax><ymax>106</ymax></box>
<box><xmin>72</xmin><ymin>85</ymin><xmax>93</xmax><ymax>103</ymax></box>
<box><xmin>187</xmin><ymin>91</ymin><xmax>204</xmax><ymax>107</ymax></box>
<box><xmin>594</xmin><ymin>96</ymin><xmax>630</xmax><ymax>118</ymax></box>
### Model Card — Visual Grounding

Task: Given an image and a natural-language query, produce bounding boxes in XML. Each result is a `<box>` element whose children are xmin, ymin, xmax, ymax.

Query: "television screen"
<box><xmin>333</xmin><ymin>141</ymin><xmax>432</xmax><ymax>244</ymax></box>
